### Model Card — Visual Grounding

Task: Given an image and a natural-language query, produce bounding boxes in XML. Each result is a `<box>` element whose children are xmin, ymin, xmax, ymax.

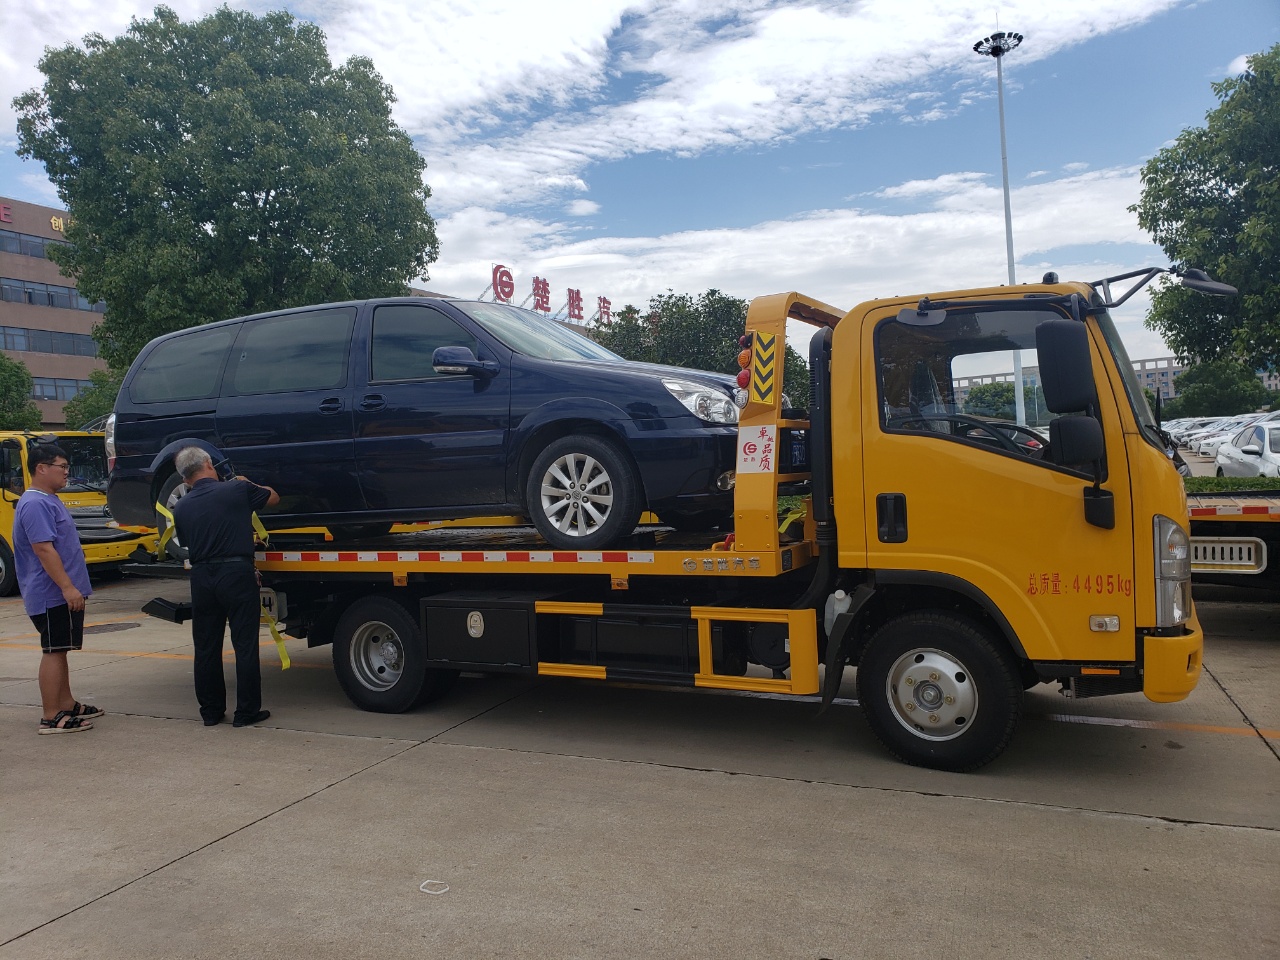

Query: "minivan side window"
<box><xmin>225</xmin><ymin>308</ymin><xmax>356</xmax><ymax>396</ymax></box>
<box><xmin>129</xmin><ymin>325</ymin><xmax>238</xmax><ymax>403</ymax></box>
<box><xmin>370</xmin><ymin>304</ymin><xmax>479</xmax><ymax>382</ymax></box>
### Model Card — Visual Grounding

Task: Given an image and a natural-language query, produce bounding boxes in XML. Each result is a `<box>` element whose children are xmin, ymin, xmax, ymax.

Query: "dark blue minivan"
<box><xmin>106</xmin><ymin>298</ymin><xmax>740</xmax><ymax>549</ymax></box>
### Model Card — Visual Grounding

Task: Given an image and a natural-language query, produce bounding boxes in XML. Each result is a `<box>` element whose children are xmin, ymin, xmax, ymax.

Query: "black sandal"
<box><xmin>70</xmin><ymin>701</ymin><xmax>105</xmax><ymax>719</ymax></box>
<box><xmin>38</xmin><ymin>710</ymin><xmax>93</xmax><ymax>735</ymax></box>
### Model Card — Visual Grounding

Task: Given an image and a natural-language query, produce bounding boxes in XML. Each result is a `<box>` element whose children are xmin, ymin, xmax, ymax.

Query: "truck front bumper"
<box><xmin>1143</xmin><ymin>625</ymin><xmax>1203</xmax><ymax>703</ymax></box>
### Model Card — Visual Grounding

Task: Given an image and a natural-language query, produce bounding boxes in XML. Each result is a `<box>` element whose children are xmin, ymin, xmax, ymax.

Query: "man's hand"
<box><xmin>61</xmin><ymin>584</ymin><xmax>85</xmax><ymax>612</ymax></box>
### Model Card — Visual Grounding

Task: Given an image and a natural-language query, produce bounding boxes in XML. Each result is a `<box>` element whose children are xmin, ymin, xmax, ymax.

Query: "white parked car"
<box><xmin>1215</xmin><ymin>423</ymin><xmax>1280</xmax><ymax>478</ymax></box>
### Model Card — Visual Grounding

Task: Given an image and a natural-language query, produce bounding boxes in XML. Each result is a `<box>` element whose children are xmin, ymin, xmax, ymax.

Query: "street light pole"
<box><xmin>974</xmin><ymin>30</ymin><xmax>1025</xmax><ymax>425</ymax></box>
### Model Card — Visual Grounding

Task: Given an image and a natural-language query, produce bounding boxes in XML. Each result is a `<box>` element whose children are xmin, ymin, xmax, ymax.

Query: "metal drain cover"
<box><xmin>83</xmin><ymin>622</ymin><xmax>141</xmax><ymax>635</ymax></box>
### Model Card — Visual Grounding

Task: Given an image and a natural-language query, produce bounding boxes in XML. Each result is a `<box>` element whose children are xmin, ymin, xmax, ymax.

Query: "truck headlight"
<box><xmin>663</xmin><ymin>379</ymin><xmax>738</xmax><ymax>424</ymax></box>
<box><xmin>1153</xmin><ymin>514</ymin><xmax>1191</xmax><ymax>627</ymax></box>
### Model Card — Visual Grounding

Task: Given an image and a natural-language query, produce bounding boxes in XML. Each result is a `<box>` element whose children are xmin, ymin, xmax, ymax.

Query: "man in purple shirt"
<box><xmin>13</xmin><ymin>444</ymin><xmax>100</xmax><ymax>735</ymax></box>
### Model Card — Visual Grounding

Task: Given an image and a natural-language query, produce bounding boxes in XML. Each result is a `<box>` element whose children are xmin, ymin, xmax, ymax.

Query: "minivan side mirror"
<box><xmin>433</xmin><ymin>346</ymin><xmax>499</xmax><ymax>378</ymax></box>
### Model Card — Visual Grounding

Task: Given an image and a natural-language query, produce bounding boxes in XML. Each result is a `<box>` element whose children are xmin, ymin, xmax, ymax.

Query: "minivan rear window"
<box><xmin>225</xmin><ymin>307</ymin><xmax>356</xmax><ymax>395</ymax></box>
<box><xmin>130</xmin><ymin>324</ymin><xmax>238</xmax><ymax>403</ymax></box>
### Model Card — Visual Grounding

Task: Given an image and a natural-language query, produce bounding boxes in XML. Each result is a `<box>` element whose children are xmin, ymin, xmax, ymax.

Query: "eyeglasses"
<box><xmin>44</xmin><ymin>462</ymin><xmax>71</xmax><ymax>471</ymax></box>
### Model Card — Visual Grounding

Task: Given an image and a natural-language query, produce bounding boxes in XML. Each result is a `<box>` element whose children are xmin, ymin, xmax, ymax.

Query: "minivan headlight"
<box><xmin>662</xmin><ymin>379</ymin><xmax>738</xmax><ymax>424</ymax></box>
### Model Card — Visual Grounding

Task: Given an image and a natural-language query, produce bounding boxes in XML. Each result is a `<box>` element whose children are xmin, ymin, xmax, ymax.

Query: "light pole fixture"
<box><xmin>974</xmin><ymin>29</ymin><xmax>1026</xmax><ymax>423</ymax></box>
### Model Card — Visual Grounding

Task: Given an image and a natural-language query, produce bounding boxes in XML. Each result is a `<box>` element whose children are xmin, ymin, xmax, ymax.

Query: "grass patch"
<box><xmin>1184</xmin><ymin>476</ymin><xmax>1280</xmax><ymax>494</ymax></box>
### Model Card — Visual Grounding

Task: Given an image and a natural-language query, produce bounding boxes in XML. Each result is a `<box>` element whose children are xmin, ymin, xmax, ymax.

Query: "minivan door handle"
<box><xmin>359</xmin><ymin>394</ymin><xmax>387</xmax><ymax>411</ymax></box>
<box><xmin>318</xmin><ymin>397</ymin><xmax>344</xmax><ymax>414</ymax></box>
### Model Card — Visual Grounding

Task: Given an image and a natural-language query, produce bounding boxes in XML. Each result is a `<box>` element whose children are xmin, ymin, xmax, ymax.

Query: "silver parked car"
<box><xmin>1215</xmin><ymin>423</ymin><xmax>1280</xmax><ymax>478</ymax></box>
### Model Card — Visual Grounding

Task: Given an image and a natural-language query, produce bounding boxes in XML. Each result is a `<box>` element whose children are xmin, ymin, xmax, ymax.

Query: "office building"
<box><xmin>0</xmin><ymin>194</ymin><xmax>107</xmax><ymax>426</ymax></box>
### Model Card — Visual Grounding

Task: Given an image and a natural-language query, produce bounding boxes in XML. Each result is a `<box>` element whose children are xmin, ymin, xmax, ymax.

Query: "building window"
<box><xmin>0</xmin><ymin>277</ymin><xmax>104</xmax><ymax>312</ymax></box>
<box><xmin>0</xmin><ymin>229</ymin><xmax>71</xmax><ymax>259</ymax></box>
<box><xmin>0</xmin><ymin>325</ymin><xmax>98</xmax><ymax>357</ymax></box>
<box><xmin>31</xmin><ymin>377</ymin><xmax>93</xmax><ymax>401</ymax></box>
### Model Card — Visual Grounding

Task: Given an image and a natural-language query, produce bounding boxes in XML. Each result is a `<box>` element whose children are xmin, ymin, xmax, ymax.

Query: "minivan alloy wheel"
<box><xmin>526</xmin><ymin>435</ymin><xmax>641</xmax><ymax>550</ymax></box>
<box><xmin>540</xmin><ymin>452</ymin><xmax>615</xmax><ymax>536</ymax></box>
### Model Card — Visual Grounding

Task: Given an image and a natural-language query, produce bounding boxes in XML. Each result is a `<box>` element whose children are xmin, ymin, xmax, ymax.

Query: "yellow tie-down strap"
<box><xmin>157</xmin><ymin>499</ymin><xmax>288</xmax><ymax>669</ymax></box>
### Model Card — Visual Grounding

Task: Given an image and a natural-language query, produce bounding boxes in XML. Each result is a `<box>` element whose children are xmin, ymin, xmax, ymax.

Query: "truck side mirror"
<box><xmin>433</xmin><ymin>346</ymin><xmax>499</xmax><ymax>378</ymax></box>
<box><xmin>1035</xmin><ymin>320</ymin><xmax>1096</xmax><ymax>413</ymax></box>
<box><xmin>1049</xmin><ymin>416</ymin><xmax>1114</xmax><ymax>529</ymax></box>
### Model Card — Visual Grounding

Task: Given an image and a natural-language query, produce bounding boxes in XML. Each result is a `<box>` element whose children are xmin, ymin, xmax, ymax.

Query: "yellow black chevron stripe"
<box><xmin>750</xmin><ymin>333</ymin><xmax>777</xmax><ymax>403</ymax></box>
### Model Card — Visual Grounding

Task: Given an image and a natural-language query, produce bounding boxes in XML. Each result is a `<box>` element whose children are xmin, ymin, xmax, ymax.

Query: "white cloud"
<box><xmin>1062</xmin><ymin>162</ymin><xmax>1091</xmax><ymax>173</ymax></box>
<box><xmin>566</xmin><ymin>199</ymin><xmax>601</xmax><ymax>216</ymax></box>
<box><xmin>1225</xmin><ymin>53</ymin><xmax>1251</xmax><ymax>75</ymax></box>
<box><xmin>427</xmin><ymin>164</ymin><xmax>1170</xmax><ymax>355</ymax></box>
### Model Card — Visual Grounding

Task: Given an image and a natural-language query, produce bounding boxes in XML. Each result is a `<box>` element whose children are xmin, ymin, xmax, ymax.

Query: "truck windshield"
<box><xmin>1092</xmin><ymin>310</ymin><xmax>1164</xmax><ymax>451</ymax></box>
<box><xmin>455</xmin><ymin>301</ymin><xmax>623</xmax><ymax>362</ymax></box>
<box><xmin>31</xmin><ymin>435</ymin><xmax>109</xmax><ymax>493</ymax></box>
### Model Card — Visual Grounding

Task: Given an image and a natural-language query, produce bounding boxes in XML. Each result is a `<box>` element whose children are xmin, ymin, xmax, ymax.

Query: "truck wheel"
<box><xmin>856</xmin><ymin>612</ymin><xmax>1022</xmax><ymax>772</ymax></box>
<box><xmin>156</xmin><ymin>472</ymin><xmax>190</xmax><ymax>561</ymax></box>
<box><xmin>333</xmin><ymin>596</ymin><xmax>457</xmax><ymax>712</ymax></box>
<box><xmin>0</xmin><ymin>540</ymin><xmax>15</xmax><ymax>596</ymax></box>
<box><xmin>527</xmin><ymin>435</ymin><xmax>641</xmax><ymax>550</ymax></box>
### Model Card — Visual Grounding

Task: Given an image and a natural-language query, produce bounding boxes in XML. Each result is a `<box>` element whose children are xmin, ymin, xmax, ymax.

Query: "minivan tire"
<box><xmin>526</xmin><ymin>435</ymin><xmax>641</xmax><ymax>550</ymax></box>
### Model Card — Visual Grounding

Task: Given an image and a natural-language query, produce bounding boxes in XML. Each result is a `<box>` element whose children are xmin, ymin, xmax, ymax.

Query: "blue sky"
<box><xmin>3</xmin><ymin>0</ymin><xmax>1277</xmax><ymax>362</ymax></box>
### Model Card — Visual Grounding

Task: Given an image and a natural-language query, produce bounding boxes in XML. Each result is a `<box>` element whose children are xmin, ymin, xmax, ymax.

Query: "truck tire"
<box><xmin>0</xmin><ymin>540</ymin><xmax>15</xmax><ymax>596</ymax></box>
<box><xmin>156</xmin><ymin>472</ymin><xmax>190</xmax><ymax>561</ymax></box>
<box><xmin>526</xmin><ymin>435</ymin><xmax>641</xmax><ymax>550</ymax></box>
<box><xmin>856</xmin><ymin>611</ymin><xmax>1022</xmax><ymax>772</ymax></box>
<box><xmin>332</xmin><ymin>596</ymin><xmax>458</xmax><ymax>713</ymax></box>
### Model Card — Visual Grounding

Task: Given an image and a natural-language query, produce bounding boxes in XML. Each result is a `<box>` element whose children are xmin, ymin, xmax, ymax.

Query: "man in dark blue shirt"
<box><xmin>171</xmin><ymin>446</ymin><xmax>279</xmax><ymax>727</ymax></box>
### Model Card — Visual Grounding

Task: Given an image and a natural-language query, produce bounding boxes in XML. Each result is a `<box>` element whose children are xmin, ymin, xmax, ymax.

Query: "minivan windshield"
<box><xmin>454</xmin><ymin>301</ymin><xmax>622</xmax><ymax>362</ymax></box>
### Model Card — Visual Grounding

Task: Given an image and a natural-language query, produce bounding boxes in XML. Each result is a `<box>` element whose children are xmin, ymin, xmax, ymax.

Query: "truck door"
<box><xmin>858</xmin><ymin>302</ymin><xmax>1138</xmax><ymax>664</ymax></box>
<box><xmin>351</xmin><ymin>302</ymin><xmax>510</xmax><ymax>510</ymax></box>
<box><xmin>215</xmin><ymin>306</ymin><xmax>363</xmax><ymax>516</ymax></box>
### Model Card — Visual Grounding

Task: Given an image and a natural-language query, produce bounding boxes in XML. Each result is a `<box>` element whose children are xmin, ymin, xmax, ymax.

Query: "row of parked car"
<box><xmin>1165</xmin><ymin>412</ymin><xmax>1280</xmax><ymax>478</ymax></box>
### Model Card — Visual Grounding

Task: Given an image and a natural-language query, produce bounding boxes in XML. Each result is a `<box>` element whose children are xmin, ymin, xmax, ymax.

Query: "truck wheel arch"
<box><xmin>861</xmin><ymin>571</ymin><xmax>1029</xmax><ymax>663</ymax></box>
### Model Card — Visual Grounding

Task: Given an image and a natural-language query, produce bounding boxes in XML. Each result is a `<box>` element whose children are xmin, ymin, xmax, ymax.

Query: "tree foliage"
<box><xmin>1131</xmin><ymin>44</ymin><xmax>1280</xmax><ymax>370</ymax></box>
<box><xmin>61</xmin><ymin>369</ymin><xmax>123</xmax><ymax>429</ymax></box>
<box><xmin>593</xmin><ymin>289</ymin><xmax>810</xmax><ymax>405</ymax></box>
<box><xmin>14</xmin><ymin>5</ymin><xmax>439</xmax><ymax>368</ymax></box>
<box><xmin>1160</xmin><ymin>360</ymin><xmax>1275</xmax><ymax>418</ymax></box>
<box><xmin>0</xmin><ymin>356</ymin><xmax>45</xmax><ymax>430</ymax></box>
<box><xmin>961</xmin><ymin>382</ymin><xmax>1050</xmax><ymax>424</ymax></box>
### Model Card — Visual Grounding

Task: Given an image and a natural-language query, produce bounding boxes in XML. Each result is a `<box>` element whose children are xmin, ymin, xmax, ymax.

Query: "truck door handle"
<box><xmin>876</xmin><ymin>493</ymin><xmax>908</xmax><ymax>543</ymax></box>
<box><xmin>359</xmin><ymin>395</ymin><xmax>387</xmax><ymax>411</ymax></box>
<box><xmin>318</xmin><ymin>397</ymin><xmax>343</xmax><ymax>414</ymax></box>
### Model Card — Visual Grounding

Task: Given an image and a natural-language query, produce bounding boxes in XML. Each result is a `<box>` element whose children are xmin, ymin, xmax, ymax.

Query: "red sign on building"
<box><xmin>491</xmin><ymin>264</ymin><xmax>515</xmax><ymax>302</ymax></box>
<box><xmin>531</xmin><ymin>277</ymin><xmax>551</xmax><ymax>313</ymax></box>
<box><xmin>567</xmin><ymin>288</ymin><xmax>584</xmax><ymax>321</ymax></box>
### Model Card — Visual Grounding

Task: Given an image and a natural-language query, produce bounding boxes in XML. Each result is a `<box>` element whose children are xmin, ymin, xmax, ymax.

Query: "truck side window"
<box><xmin>370</xmin><ymin>305</ymin><xmax>479</xmax><ymax>382</ymax></box>
<box><xmin>876</xmin><ymin>307</ymin><xmax>1067</xmax><ymax>465</ymax></box>
<box><xmin>225</xmin><ymin>308</ymin><xmax>356</xmax><ymax>396</ymax></box>
<box><xmin>130</xmin><ymin>324</ymin><xmax>239</xmax><ymax>403</ymax></box>
<box><xmin>1</xmin><ymin>444</ymin><xmax>23</xmax><ymax>495</ymax></box>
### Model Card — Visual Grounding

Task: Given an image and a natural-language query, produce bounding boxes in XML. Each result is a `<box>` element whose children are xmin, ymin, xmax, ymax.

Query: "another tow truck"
<box><xmin>137</xmin><ymin>268</ymin><xmax>1233</xmax><ymax>771</ymax></box>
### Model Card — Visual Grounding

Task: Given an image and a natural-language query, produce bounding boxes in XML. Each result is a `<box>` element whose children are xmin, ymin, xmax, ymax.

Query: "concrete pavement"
<box><xmin>0</xmin><ymin>574</ymin><xmax>1276</xmax><ymax>959</ymax></box>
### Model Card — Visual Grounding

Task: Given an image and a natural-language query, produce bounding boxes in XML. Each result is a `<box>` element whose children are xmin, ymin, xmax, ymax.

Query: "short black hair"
<box><xmin>29</xmin><ymin>444</ymin><xmax>68</xmax><ymax>469</ymax></box>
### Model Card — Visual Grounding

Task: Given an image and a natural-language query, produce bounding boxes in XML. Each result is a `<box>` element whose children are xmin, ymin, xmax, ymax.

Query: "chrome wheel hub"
<box><xmin>540</xmin><ymin>453</ymin><xmax>614</xmax><ymax>538</ymax></box>
<box><xmin>350</xmin><ymin>621</ymin><xmax>404</xmax><ymax>691</ymax></box>
<box><xmin>885</xmin><ymin>647</ymin><xmax>978</xmax><ymax>742</ymax></box>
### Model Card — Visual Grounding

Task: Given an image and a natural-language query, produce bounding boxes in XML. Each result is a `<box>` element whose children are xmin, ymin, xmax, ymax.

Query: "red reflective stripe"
<box><xmin>377</xmin><ymin>552</ymin><xmax>398</xmax><ymax>561</ymax></box>
<box><xmin>418</xmin><ymin>552</ymin><xmax>441</xmax><ymax>562</ymax></box>
<box><xmin>603</xmin><ymin>552</ymin><xmax>628</xmax><ymax>562</ymax></box>
<box><xmin>301</xmin><ymin>552</ymin><xmax>321</xmax><ymax>562</ymax></box>
<box><xmin>461</xmin><ymin>552</ymin><xmax>484</xmax><ymax>562</ymax></box>
<box><xmin>338</xmin><ymin>552</ymin><xmax>358</xmax><ymax>562</ymax></box>
<box><xmin>553</xmin><ymin>552</ymin><xmax>577</xmax><ymax>562</ymax></box>
<box><xmin>508</xmin><ymin>551</ymin><xmax>531</xmax><ymax>562</ymax></box>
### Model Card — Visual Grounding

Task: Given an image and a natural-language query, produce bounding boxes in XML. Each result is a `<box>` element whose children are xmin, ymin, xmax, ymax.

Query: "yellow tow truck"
<box><xmin>141</xmin><ymin>268</ymin><xmax>1229</xmax><ymax>770</ymax></box>
<box><xmin>0</xmin><ymin>431</ymin><xmax>158</xmax><ymax>594</ymax></box>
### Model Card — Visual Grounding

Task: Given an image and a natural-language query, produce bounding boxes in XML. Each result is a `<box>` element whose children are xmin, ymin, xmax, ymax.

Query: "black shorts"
<box><xmin>31</xmin><ymin>604</ymin><xmax>85</xmax><ymax>654</ymax></box>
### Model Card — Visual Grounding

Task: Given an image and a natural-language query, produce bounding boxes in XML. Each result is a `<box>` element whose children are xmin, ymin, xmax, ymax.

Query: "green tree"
<box><xmin>61</xmin><ymin>369</ymin><xmax>122</xmax><ymax>429</ymax></box>
<box><xmin>594</xmin><ymin>289</ymin><xmax>810</xmax><ymax>406</ymax></box>
<box><xmin>962</xmin><ymin>382</ymin><xmax>1015</xmax><ymax>420</ymax></box>
<box><xmin>1131</xmin><ymin>44</ymin><xmax>1280</xmax><ymax>370</ymax></box>
<box><xmin>14</xmin><ymin>5</ymin><xmax>439</xmax><ymax>369</ymax></box>
<box><xmin>0</xmin><ymin>356</ymin><xmax>45</xmax><ymax>430</ymax></box>
<box><xmin>1160</xmin><ymin>360</ymin><xmax>1273</xmax><ymax>418</ymax></box>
